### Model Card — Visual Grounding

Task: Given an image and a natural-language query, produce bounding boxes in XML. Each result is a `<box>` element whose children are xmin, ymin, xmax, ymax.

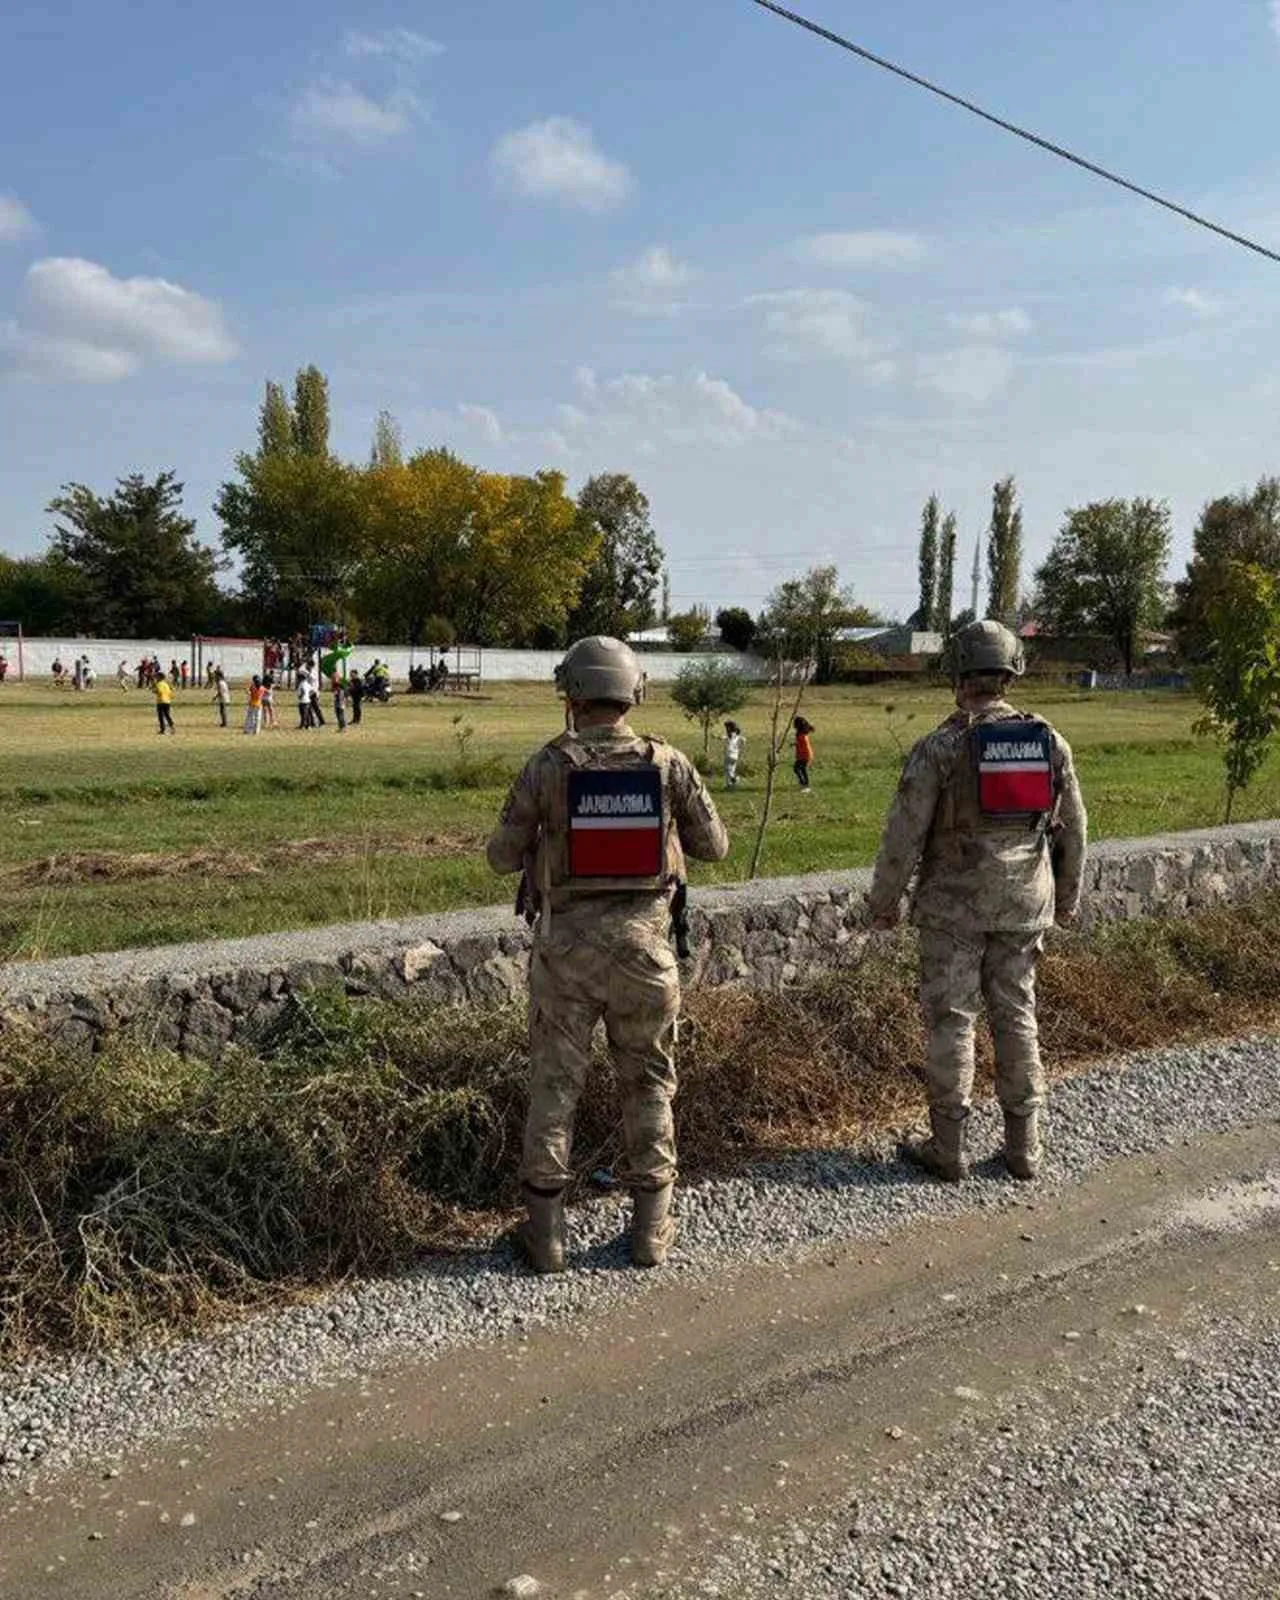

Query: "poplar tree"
<box><xmin>370</xmin><ymin>409</ymin><xmax>404</xmax><ymax>468</ymax></box>
<box><xmin>987</xmin><ymin>475</ymin><xmax>1023</xmax><ymax>624</ymax></box>
<box><xmin>935</xmin><ymin>511</ymin><xmax>957</xmax><ymax>633</ymax></box>
<box><xmin>258</xmin><ymin>381</ymin><xmax>294</xmax><ymax>458</ymax></box>
<box><xmin>292</xmin><ymin>365</ymin><xmax>331</xmax><ymax>458</ymax></box>
<box><xmin>916</xmin><ymin>494</ymin><xmax>940</xmax><ymax>629</ymax></box>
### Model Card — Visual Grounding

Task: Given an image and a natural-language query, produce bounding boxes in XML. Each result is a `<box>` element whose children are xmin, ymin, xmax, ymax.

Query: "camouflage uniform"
<box><xmin>868</xmin><ymin>700</ymin><xmax>1088</xmax><ymax>1121</ymax></box>
<box><xmin>487</xmin><ymin>723</ymin><xmax>729</xmax><ymax>1193</ymax></box>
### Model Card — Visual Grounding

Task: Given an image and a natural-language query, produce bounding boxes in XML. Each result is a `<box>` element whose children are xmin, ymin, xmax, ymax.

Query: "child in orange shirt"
<box><xmin>793</xmin><ymin>716</ymin><xmax>814</xmax><ymax>790</ymax></box>
<box><xmin>244</xmin><ymin>675</ymin><xmax>263</xmax><ymax>735</ymax></box>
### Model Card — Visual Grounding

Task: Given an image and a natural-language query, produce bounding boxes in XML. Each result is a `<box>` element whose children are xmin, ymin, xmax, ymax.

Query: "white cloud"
<box><xmin>749</xmin><ymin>288</ymin><xmax>894</xmax><ymax>373</ymax></box>
<box><xmin>1163</xmin><ymin>286</ymin><xmax>1221</xmax><ymax>319</ymax></box>
<box><xmin>918</xmin><ymin>346</ymin><xmax>1015</xmax><ymax>404</ymax></box>
<box><xmin>946</xmin><ymin>307</ymin><xmax>1034</xmax><ymax>339</ymax></box>
<box><xmin>344</xmin><ymin>28</ymin><xmax>443</xmax><ymax>64</ymax></box>
<box><xmin>458</xmin><ymin>402</ymin><xmax>503</xmax><ymax>443</ymax></box>
<box><xmin>610</xmin><ymin>245</ymin><xmax>697</xmax><ymax>314</ymax></box>
<box><xmin>0</xmin><ymin>321</ymin><xmax>139</xmax><ymax>382</ymax></box>
<box><xmin>290</xmin><ymin>80</ymin><xmax>419</xmax><ymax>145</ymax></box>
<box><xmin>555</xmin><ymin>368</ymin><xmax>797</xmax><ymax>451</ymax></box>
<box><xmin>1271</xmin><ymin>1</ymin><xmax>1280</xmax><ymax>39</ymax></box>
<box><xmin>0</xmin><ymin>195</ymin><xmax>37</xmax><ymax>244</ymax></box>
<box><xmin>792</xmin><ymin>230</ymin><xmax>927</xmax><ymax>268</ymax></box>
<box><xmin>1</xmin><ymin>257</ymin><xmax>236</xmax><ymax>383</ymax></box>
<box><xmin>491</xmin><ymin>117</ymin><xmax>631</xmax><ymax>212</ymax></box>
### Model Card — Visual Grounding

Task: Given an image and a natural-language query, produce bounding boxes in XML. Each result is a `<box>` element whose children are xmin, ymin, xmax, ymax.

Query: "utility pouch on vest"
<box><xmin>973</xmin><ymin>719</ymin><xmax>1054</xmax><ymax>820</ymax></box>
<box><xmin>568</xmin><ymin>767</ymin><xmax>665</xmax><ymax>878</ymax></box>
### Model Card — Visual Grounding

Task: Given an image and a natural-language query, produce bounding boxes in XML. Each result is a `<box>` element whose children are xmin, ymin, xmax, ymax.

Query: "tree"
<box><xmin>987</xmin><ymin>475</ymin><xmax>1023</xmax><ymax>625</ymax></box>
<box><xmin>1171</xmin><ymin>478</ymin><xmax>1280</xmax><ymax>664</ymax></box>
<box><xmin>935</xmin><ymin>511</ymin><xmax>957</xmax><ymax>634</ymax></box>
<box><xmin>217</xmin><ymin>450</ymin><xmax>362</xmax><ymax>633</ymax></box>
<box><xmin>715</xmin><ymin>606</ymin><xmax>757</xmax><ymax>653</ymax></box>
<box><xmin>661</xmin><ymin>569</ymin><xmax>671</xmax><ymax>624</ymax></box>
<box><xmin>258</xmin><ymin>381</ymin><xmax>295</xmax><ymax>458</ymax></box>
<box><xmin>356</xmin><ymin>448</ymin><xmax>479</xmax><ymax>648</ymax></box>
<box><xmin>758</xmin><ymin>564</ymin><xmax>859</xmax><ymax>683</ymax></box>
<box><xmin>915</xmin><ymin>494</ymin><xmax>940</xmax><ymax>628</ymax></box>
<box><xmin>0</xmin><ymin>551</ymin><xmax>89</xmax><ymax>634</ymax></box>
<box><xmin>370</xmin><ymin>409</ymin><xmax>403</xmax><ymax>468</ymax></box>
<box><xmin>670</xmin><ymin>659</ymin><xmax>749</xmax><ymax>759</ymax></box>
<box><xmin>667</xmin><ymin>605</ymin><xmax>711</xmax><ymax>653</ymax></box>
<box><xmin>1192</xmin><ymin>562</ymin><xmax>1280</xmax><ymax>823</ymax></box>
<box><xmin>568</xmin><ymin>473</ymin><xmax>664</xmax><ymax>638</ymax></box>
<box><xmin>453</xmin><ymin>468</ymin><xmax>598</xmax><ymax>645</ymax></box>
<box><xmin>1034</xmin><ymin>498</ymin><xmax>1172</xmax><ymax>676</ymax></box>
<box><xmin>292</xmin><ymin>365</ymin><xmax>331</xmax><ymax>458</ymax></box>
<box><xmin>46</xmin><ymin>472</ymin><xmax>225</xmax><ymax>637</ymax></box>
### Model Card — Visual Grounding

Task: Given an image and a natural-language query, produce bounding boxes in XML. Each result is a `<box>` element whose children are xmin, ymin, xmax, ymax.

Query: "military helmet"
<box><xmin>556</xmin><ymin>635</ymin><xmax>642</xmax><ymax>703</ymax></box>
<box><xmin>952</xmin><ymin>618</ymin><xmax>1025</xmax><ymax>679</ymax></box>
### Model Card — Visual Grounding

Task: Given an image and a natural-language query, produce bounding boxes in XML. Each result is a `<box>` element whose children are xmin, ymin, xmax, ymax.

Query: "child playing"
<box><xmin>793</xmin><ymin>716</ymin><xmax>814</xmax><ymax>790</ymax></box>
<box><xmin>244</xmin><ymin>675</ymin><xmax>263</xmax><ymax>735</ymax></box>
<box><xmin>723</xmin><ymin>720</ymin><xmax>744</xmax><ymax>788</ymax></box>
<box><xmin>260</xmin><ymin>673</ymin><xmax>277</xmax><ymax>729</ymax></box>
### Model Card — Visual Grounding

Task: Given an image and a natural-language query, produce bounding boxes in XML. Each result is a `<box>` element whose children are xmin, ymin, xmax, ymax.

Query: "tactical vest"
<box><xmin>542</xmin><ymin>731</ymin><xmax>684</xmax><ymax>896</ymax></box>
<box><xmin>942</xmin><ymin>709</ymin><xmax>1059</xmax><ymax>839</ymax></box>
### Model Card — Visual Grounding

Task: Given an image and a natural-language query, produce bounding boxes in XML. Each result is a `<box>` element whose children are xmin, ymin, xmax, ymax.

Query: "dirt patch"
<box><xmin>5</xmin><ymin>832</ymin><xmax>483</xmax><ymax>887</ymax></box>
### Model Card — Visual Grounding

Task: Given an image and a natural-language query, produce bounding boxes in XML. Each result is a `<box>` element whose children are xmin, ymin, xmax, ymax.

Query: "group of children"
<box><xmin>150</xmin><ymin>665</ymin><xmax>366</xmax><ymax>736</ymax></box>
<box><xmin>721</xmin><ymin>715</ymin><xmax>815</xmax><ymax>791</ymax></box>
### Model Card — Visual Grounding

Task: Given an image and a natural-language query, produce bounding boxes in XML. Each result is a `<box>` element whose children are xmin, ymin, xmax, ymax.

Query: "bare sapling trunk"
<box><xmin>747</xmin><ymin>647</ymin><xmax>810</xmax><ymax>880</ymax></box>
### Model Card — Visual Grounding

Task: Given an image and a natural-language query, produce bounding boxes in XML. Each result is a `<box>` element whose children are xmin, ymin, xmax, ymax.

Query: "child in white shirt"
<box><xmin>723</xmin><ymin>720</ymin><xmax>744</xmax><ymax>788</ymax></box>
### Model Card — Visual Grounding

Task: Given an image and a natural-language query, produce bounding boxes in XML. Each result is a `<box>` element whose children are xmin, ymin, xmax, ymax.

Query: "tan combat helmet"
<box><xmin>952</xmin><ymin>618</ymin><xmax>1026</xmax><ymax>680</ymax></box>
<box><xmin>556</xmin><ymin>635</ymin><xmax>643</xmax><ymax>703</ymax></box>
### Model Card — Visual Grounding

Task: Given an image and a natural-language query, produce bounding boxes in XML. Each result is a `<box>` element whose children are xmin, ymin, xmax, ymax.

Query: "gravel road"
<box><xmin>630</xmin><ymin>1315</ymin><xmax>1280</xmax><ymax>1600</ymax></box>
<box><xmin>3</xmin><ymin>1031</ymin><xmax>1280</xmax><ymax>1490</ymax></box>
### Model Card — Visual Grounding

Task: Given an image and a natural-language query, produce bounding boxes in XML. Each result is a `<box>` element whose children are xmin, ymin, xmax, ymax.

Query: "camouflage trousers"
<box><xmin>918</xmin><ymin>927</ymin><xmax>1046</xmax><ymax>1121</ymax></box>
<box><xmin>523</xmin><ymin>901</ymin><xmax>681</xmax><ymax>1193</ymax></box>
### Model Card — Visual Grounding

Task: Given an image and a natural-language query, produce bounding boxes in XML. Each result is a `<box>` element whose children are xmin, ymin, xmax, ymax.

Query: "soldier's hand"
<box><xmin>869</xmin><ymin>908</ymin><xmax>900</xmax><ymax>932</ymax></box>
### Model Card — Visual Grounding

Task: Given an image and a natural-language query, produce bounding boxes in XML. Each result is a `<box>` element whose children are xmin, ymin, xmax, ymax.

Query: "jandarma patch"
<box><xmin>975</xmin><ymin>720</ymin><xmax>1053</xmax><ymax>815</ymax></box>
<box><xmin>568</xmin><ymin>768</ymin><xmax>663</xmax><ymax>876</ymax></box>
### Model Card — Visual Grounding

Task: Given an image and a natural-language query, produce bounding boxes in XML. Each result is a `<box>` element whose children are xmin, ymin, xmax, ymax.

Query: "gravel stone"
<box><xmin>621</xmin><ymin>1319</ymin><xmax>1280</xmax><ymax>1599</ymax></box>
<box><xmin>2</xmin><ymin>1031</ymin><xmax>1279</xmax><ymax>1487</ymax></box>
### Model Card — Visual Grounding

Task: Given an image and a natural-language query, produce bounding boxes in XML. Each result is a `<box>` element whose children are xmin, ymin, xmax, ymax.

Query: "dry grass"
<box><xmin>4</xmin><ymin>897</ymin><xmax>1280</xmax><ymax>1359</ymax></box>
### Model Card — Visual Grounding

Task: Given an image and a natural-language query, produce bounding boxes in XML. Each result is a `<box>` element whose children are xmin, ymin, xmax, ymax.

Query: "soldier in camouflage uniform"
<box><xmin>487</xmin><ymin>636</ymin><xmax>729</xmax><ymax>1272</ymax></box>
<box><xmin>867</xmin><ymin>620</ymin><xmax>1088</xmax><ymax>1182</ymax></box>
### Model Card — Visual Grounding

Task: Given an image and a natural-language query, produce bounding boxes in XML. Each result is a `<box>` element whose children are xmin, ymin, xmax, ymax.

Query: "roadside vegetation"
<box><xmin>5</xmin><ymin>893</ymin><xmax>1280</xmax><ymax>1359</ymax></box>
<box><xmin>4</xmin><ymin>680</ymin><xmax>1278</xmax><ymax>960</ymax></box>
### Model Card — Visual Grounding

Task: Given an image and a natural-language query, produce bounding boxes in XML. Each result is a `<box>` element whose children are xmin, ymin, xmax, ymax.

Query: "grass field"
<box><xmin>0</xmin><ymin>676</ymin><xmax>1271</xmax><ymax>961</ymax></box>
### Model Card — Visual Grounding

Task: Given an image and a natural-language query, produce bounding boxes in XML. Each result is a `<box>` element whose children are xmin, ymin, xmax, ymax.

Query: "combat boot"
<box><xmin>517</xmin><ymin>1185</ymin><xmax>567</xmax><ymax>1273</ymax></box>
<box><xmin>1003</xmin><ymin>1111</ymin><xmax>1043</xmax><ymax>1181</ymax></box>
<box><xmin>630</xmin><ymin>1184</ymin><xmax>676</xmax><ymax>1267</ymax></box>
<box><xmin>902</xmin><ymin>1110</ymin><xmax>969</xmax><ymax>1183</ymax></box>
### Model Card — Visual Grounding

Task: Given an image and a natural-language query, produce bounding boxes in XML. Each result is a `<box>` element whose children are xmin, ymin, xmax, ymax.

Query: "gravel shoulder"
<box><xmin>4</xmin><ymin>1031</ymin><xmax>1280</xmax><ymax>1495</ymax></box>
<box><xmin>1</xmin><ymin>1122</ymin><xmax>1276</xmax><ymax>1599</ymax></box>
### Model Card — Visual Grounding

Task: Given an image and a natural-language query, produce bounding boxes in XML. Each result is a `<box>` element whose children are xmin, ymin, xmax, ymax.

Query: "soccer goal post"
<box><xmin>0</xmin><ymin>621</ymin><xmax>24</xmax><ymax>682</ymax></box>
<box><xmin>191</xmin><ymin>635</ymin><xmax>266</xmax><ymax>682</ymax></box>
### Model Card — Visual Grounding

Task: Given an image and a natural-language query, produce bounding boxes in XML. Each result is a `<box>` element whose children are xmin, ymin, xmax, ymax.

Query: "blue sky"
<box><xmin>3</xmin><ymin>0</ymin><xmax>1280</xmax><ymax>620</ymax></box>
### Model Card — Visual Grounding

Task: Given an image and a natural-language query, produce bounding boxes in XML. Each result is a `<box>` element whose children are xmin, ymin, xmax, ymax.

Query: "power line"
<box><xmin>751</xmin><ymin>0</ymin><xmax>1280</xmax><ymax>267</ymax></box>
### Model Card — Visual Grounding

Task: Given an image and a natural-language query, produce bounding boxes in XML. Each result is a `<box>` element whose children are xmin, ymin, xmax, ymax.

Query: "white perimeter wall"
<box><xmin>9</xmin><ymin>638</ymin><xmax>767</xmax><ymax>684</ymax></box>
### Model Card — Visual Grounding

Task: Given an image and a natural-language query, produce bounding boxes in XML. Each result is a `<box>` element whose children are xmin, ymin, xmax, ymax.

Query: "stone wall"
<box><xmin>3</xmin><ymin>820</ymin><xmax>1279</xmax><ymax>1060</ymax></box>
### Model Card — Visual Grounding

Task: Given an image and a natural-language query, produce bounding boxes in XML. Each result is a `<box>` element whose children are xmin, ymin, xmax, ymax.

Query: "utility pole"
<box><xmin>970</xmin><ymin>533</ymin><xmax>982</xmax><ymax>617</ymax></box>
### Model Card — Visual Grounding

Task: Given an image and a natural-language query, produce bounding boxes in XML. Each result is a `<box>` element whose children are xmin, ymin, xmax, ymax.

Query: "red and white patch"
<box><xmin>568</xmin><ymin>768</ymin><xmax>664</xmax><ymax>877</ymax></box>
<box><xmin>975</xmin><ymin>721</ymin><xmax>1054</xmax><ymax>816</ymax></box>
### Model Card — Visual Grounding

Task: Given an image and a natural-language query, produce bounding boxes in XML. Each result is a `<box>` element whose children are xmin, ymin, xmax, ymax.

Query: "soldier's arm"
<box><xmin>1052</xmin><ymin>734</ymin><xmax>1088</xmax><ymax>920</ymax></box>
<box><xmin>866</xmin><ymin>738</ymin><xmax>944</xmax><ymax>921</ymax></box>
<box><xmin>486</xmin><ymin>755</ymin><xmax>544</xmax><ymax>875</ymax></box>
<box><xmin>671</xmin><ymin>754</ymin><xmax>730</xmax><ymax>862</ymax></box>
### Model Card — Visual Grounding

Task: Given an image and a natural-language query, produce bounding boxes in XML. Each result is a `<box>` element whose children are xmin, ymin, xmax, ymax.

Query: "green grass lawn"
<box><xmin>0</xmin><ymin>676</ymin><xmax>1269</xmax><ymax>961</ymax></box>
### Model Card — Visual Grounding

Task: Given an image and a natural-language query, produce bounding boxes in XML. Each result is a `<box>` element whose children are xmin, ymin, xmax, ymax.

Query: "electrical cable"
<box><xmin>752</xmin><ymin>0</ymin><xmax>1280</xmax><ymax>266</ymax></box>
